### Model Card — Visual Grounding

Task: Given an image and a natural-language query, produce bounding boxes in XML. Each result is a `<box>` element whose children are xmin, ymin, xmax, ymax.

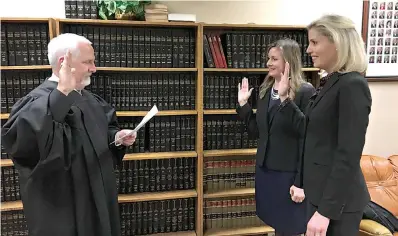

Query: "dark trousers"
<box><xmin>307</xmin><ymin>202</ymin><xmax>363</xmax><ymax>236</ymax></box>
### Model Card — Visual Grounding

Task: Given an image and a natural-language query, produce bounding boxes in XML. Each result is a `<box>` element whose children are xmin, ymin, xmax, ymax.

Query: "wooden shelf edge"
<box><xmin>204</xmin><ymin>68</ymin><xmax>318</xmax><ymax>72</ymax></box>
<box><xmin>202</xmin><ymin>23</ymin><xmax>306</xmax><ymax>29</ymax></box>
<box><xmin>204</xmin><ymin>188</ymin><xmax>255</xmax><ymax>199</ymax></box>
<box><xmin>203</xmin><ymin>109</ymin><xmax>256</xmax><ymax>115</ymax></box>
<box><xmin>58</xmin><ymin>18</ymin><xmax>199</xmax><ymax>27</ymax></box>
<box><xmin>1</xmin><ymin>111</ymin><xmax>198</xmax><ymax>120</ymax></box>
<box><xmin>0</xmin><ymin>65</ymin><xmax>51</xmax><ymax>70</ymax></box>
<box><xmin>204</xmin><ymin>226</ymin><xmax>274</xmax><ymax>236</ymax></box>
<box><xmin>124</xmin><ymin>151</ymin><xmax>197</xmax><ymax>161</ymax></box>
<box><xmin>1</xmin><ymin>200</ymin><xmax>23</xmax><ymax>211</ymax></box>
<box><xmin>0</xmin><ymin>17</ymin><xmax>50</xmax><ymax>22</ymax></box>
<box><xmin>203</xmin><ymin>149</ymin><xmax>257</xmax><ymax>157</ymax></box>
<box><xmin>2</xmin><ymin>190</ymin><xmax>198</xmax><ymax>211</ymax></box>
<box><xmin>117</xmin><ymin>110</ymin><xmax>197</xmax><ymax>117</ymax></box>
<box><xmin>118</xmin><ymin>189</ymin><xmax>197</xmax><ymax>203</ymax></box>
<box><xmin>0</xmin><ymin>159</ymin><xmax>13</xmax><ymax>167</ymax></box>
<box><xmin>96</xmin><ymin>67</ymin><xmax>197</xmax><ymax>72</ymax></box>
<box><xmin>147</xmin><ymin>231</ymin><xmax>197</xmax><ymax>236</ymax></box>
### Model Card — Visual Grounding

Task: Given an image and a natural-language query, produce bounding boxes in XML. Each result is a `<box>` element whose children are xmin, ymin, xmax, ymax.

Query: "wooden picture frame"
<box><xmin>362</xmin><ymin>0</ymin><xmax>398</xmax><ymax>81</ymax></box>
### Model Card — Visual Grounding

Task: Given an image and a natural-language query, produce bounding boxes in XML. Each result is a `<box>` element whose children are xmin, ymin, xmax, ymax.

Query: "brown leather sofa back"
<box><xmin>360</xmin><ymin>155</ymin><xmax>398</xmax><ymax>217</ymax></box>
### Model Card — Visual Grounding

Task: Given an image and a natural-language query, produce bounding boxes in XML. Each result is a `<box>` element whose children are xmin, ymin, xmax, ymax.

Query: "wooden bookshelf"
<box><xmin>1</xmin><ymin>111</ymin><xmax>198</xmax><ymax>120</ymax></box>
<box><xmin>148</xmin><ymin>231</ymin><xmax>197</xmax><ymax>236</ymax></box>
<box><xmin>204</xmin><ymin>226</ymin><xmax>274</xmax><ymax>236</ymax></box>
<box><xmin>118</xmin><ymin>189</ymin><xmax>198</xmax><ymax>203</ymax></box>
<box><xmin>203</xmin><ymin>149</ymin><xmax>257</xmax><ymax>157</ymax></box>
<box><xmin>1</xmin><ymin>18</ymin><xmax>320</xmax><ymax>236</ymax></box>
<box><xmin>1</xmin><ymin>190</ymin><xmax>197</xmax><ymax>211</ymax></box>
<box><xmin>0</xmin><ymin>65</ymin><xmax>52</xmax><ymax>70</ymax></box>
<box><xmin>0</xmin><ymin>151</ymin><xmax>198</xmax><ymax>167</ymax></box>
<box><xmin>117</xmin><ymin>110</ymin><xmax>197</xmax><ymax>117</ymax></box>
<box><xmin>1</xmin><ymin>200</ymin><xmax>23</xmax><ymax>212</ymax></box>
<box><xmin>96</xmin><ymin>67</ymin><xmax>197</xmax><ymax>72</ymax></box>
<box><xmin>123</xmin><ymin>151</ymin><xmax>197</xmax><ymax>161</ymax></box>
<box><xmin>204</xmin><ymin>188</ymin><xmax>255</xmax><ymax>199</ymax></box>
<box><xmin>0</xmin><ymin>159</ymin><xmax>13</xmax><ymax>167</ymax></box>
<box><xmin>204</xmin><ymin>67</ymin><xmax>319</xmax><ymax>72</ymax></box>
<box><xmin>203</xmin><ymin>109</ymin><xmax>256</xmax><ymax>115</ymax></box>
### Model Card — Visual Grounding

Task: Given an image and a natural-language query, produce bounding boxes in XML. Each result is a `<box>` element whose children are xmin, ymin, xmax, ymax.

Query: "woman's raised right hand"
<box><xmin>238</xmin><ymin>77</ymin><xmax>254</xmax><ymax>107</ymax></box>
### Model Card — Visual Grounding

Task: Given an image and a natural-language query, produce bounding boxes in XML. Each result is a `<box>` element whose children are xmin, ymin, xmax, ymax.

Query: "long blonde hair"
<box><xmin>307</xmin><ymin>14</ymin><xmax>367</xmax><ymax>74</ymax></box>
<box><xmin>259</xmin><ymin>38</ymin><xmax>305</xmax><ymax>100</ymax></box>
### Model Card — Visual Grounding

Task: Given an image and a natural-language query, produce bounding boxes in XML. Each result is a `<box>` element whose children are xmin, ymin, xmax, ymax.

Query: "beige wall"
<box><xmin>1</xmin><ymin>0</ymin><xmax>397</xmax><ymax>157</ymax></box>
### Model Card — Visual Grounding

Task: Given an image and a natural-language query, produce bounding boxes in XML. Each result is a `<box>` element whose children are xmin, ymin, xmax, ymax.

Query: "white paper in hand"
<box><xmin>110</xmin><ymin>105</ymin><xmax>158</xmax><ymax>145</ymax></box>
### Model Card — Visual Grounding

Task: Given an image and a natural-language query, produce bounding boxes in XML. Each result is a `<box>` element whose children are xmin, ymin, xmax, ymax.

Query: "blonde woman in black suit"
<box><xmin>237</xmin><ymin>38</ymin><xmax>315</xmax><ymax>236</ymax></box>
<box><xmin>277</xmin><ymin>14</ymin><xmax>371</xmax><ymax>236</ymax></box>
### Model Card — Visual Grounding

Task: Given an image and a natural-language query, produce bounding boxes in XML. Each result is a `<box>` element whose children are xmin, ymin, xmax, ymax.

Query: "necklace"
<box><xmin>271</xmin><ymin>87</ymin><xmax>279</xmax><ymax>100</ymax></box>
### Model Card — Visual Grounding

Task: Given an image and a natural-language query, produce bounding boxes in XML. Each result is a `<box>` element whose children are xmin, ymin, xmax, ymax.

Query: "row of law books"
<box><xmin>0</xmin><ymin>23</ymin><xmax>49</xmax><ymax>66</ymax></box>
<box><xmin>1</xmin><ymin>166</ymin><xmax>20</xmax><ymax>202</ymax></box>
<box><xmin>204</xmin><ymin>74</ymin><xmax>261</xmax><ymax>109</ymax></box>
<box><xmin>204</xmin><ymin>197</ymin><xmax>264</xmax><ymax>230</ymax></box>
<box><xmin>64</xmin><ymin>24</ymin><xmax>196</xmax><ymax>68</ymax></box>
<box><xmin>119</xmin><ymin>198</ymin><xmax>196</xmax><ymax>236</ymax></box>
<box><xmin>87</xmin><ymin>72</ymin><xmax>196</xmax><ymax>111</ymax></box>
<box><xmin>204</xmin><ymin>115</ymin><xmax>258</xmax><ymax>150</ymax></box>
<box><xmin>204</xmin><ymin>156</ymin><xmax>255</xmax><ymax>192</ymax></box>
<box><xmin>203</xmin><ymin>31</ymin><xmax>313</xmax><ymax>68</ymax></box>
<box><xmin>115</xmin><ymin>158</ymin><xmax>196</xmax><ymax>194</ymax></box>
<box><xmin>64</xmin><ymin>0</ymin><xmax>98</xmax><ymax>19</ymax></box>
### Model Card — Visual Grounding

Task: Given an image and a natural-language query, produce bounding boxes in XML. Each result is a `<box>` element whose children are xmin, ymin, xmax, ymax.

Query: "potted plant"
<box><xmin>96</xmin><ymin>0</ymin><xmax>151</xmax><ymax>21</ymax></box>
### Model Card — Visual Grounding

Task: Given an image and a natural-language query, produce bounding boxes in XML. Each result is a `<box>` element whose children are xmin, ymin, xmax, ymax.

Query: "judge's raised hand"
<box><xmin>115</xmin><ymin>129</ymin><xmax>137</xmax><ymax>146</ymax></box>
<box><xmin>238</xmin><ymin>77</ymin><xmax>254</xmax><ymax>107</ymax></box>
<box><xmin>278</xmin><ymin>62</ymin><xmax>290</xmax><ymax>102</ymax></box>
<box><xmin>57</xmin><ymin>49</ymin><xmax>76</xmax><ymax>95</ymax></box>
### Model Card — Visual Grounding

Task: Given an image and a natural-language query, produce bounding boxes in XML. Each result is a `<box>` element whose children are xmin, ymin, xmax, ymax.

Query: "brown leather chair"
<box><xmin>359</xmin><ymin>155</ymin><xmax>398</xmax><ymax>236</ymax></box>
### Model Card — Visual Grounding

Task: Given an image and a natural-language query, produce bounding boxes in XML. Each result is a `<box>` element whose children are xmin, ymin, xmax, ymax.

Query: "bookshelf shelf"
<box><xmin>0</xmin><ymin>151</ymin><xmax>198</xmax><ymax>167</ymax></box>
<box><xmin>203</xmin><ymin>109</ymin><xmax>256</xmax><ymax>115</ymax></box>
<box><xmin>204</xmin><ymin>67</ymin><xmax>319</xmax><ymax>72</ymax></box>
<box><xmin>204</xmin><ymin>226</ymin><xmax>274</xmax><ymax>236</ymax></box>
<box><xmin>96</xmin><ymin>67</ymin><xmax>198</xmax><ymax>72</ymax></box>
<box><xmin>0</xmin><ymin>111</ymin><xmax>198</xmax><ymax>120</ymax></box>
<box><xmin>0</xmin><ymin>65</ymin><xmax>52</xmax><ymax>70</ymax></box>
<box><xmin>1</xmin><ymin>200</ymin><xmax>23</xmax><ymax>212</ymax></box>
<box><xmin>1</xmin><ymin>190</ymin><xmax>197</xmax><ymax>211</ymax></box>
<box><xmin>147</xmin><ymin>231</ymin><xmax>197</xmax><ymax>236</ymax></box>
<box><xmin>117</xmin><ymin>110</ymin><xmax>197</xmax><ymax>117</ymax></box>
<box><xmin>0</xmin><ymin>159</ymin><xmax>13</xmax><ymax>167</ymax></box>
<box><xmin>203</xmin><ymin>23</ymin><xmax>306</xmax><ymax>30</ymax></box>
<box><xmin>124</xmin><ymin>151</ymin><xmax>197</xmax><ymax>161</ymax></box>
<box><xmin>57</xmin><ymin>18</ymin><xmax>200</xmax><ymax>28</ymax></box>
<box><xmin>0</xmin><ymin>18</ymin><xmax>51</xmax><ymax>23</ymax></box>
<box><xmin>203</xmin><ymin>149</ymin><xmax>257</xmax><ymax>157</ymax></box>
<box><xmin>204</xmin><ymin>188</ymin><xmax>255</xmax><ymax>199</ymax></box>
<box><xmin>118</xmin><ymin>190</ymin><xmax>198</xmax><ymax>203</ymax></box>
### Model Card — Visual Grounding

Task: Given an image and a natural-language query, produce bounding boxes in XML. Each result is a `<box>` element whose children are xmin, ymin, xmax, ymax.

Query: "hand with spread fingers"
<box><xmin>238</xmin><ymin>77</ymin><xmax>254</xmax><ymax>107</ymax></box>
<box><xmin>58</xmin><ymin>49</ymin><xmax>77</xmax><ymax>95</ymax></box>
<box><xmin>289</xmin><ymin>185</ymin><xmax>305</xmax><ymax>203</ymax></box>
<box><xmin>115</xmin><ymin>129</ymin><xmax>137</xmax><ymax>146</ymax></box>
<box><xmin>278</xmin><ymin>61</ymin><xmax>291</xmax><ymax>101</ymax></box>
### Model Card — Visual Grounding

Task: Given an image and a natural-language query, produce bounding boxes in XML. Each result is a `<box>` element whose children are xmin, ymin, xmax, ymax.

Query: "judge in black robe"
<box><xmin>1</xmin><ymin>34</ymin><xmax>134</xmax><ymax>236</ymax></box>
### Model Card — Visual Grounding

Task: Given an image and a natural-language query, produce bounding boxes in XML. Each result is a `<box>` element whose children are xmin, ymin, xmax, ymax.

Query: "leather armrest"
<box><xmin>359</xmin><ymin>219</ymin><xmax>393</xmax><ymax>236</ymax></box>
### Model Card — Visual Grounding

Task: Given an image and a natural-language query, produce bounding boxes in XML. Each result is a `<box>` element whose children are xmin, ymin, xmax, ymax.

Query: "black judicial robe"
<box><xmin>1</xmin><ymin>79</ymin><xmax>126</xmax><ymax>236</ymax></box>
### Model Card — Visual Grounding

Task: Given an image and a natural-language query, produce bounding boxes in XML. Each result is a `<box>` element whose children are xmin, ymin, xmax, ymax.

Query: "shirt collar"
<box><xmin>48</xmin><ymin>73</ymin><xmax>82</xmax><ymax>95</ymax></box>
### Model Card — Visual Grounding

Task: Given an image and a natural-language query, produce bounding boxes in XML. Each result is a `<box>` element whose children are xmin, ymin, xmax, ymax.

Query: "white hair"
<box><xmin>47</xmin><ymin>33</ymin><xmax>92</xmax><ymax>67</ymax></box>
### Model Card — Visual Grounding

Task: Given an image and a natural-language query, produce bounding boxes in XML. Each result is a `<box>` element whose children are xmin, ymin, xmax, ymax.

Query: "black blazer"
<box><xmin>236</xmin><ymin>82</ymin><xmax>315</xmax><ymax>187</ymax></box>
<box><xmin>282</xmin><ymin>72</ymin><xmax>372</xmax><ymax>220</ymax></box>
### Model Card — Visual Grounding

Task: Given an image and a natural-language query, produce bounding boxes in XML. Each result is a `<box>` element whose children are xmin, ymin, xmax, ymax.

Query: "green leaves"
<box><xmin>96</xmin><ymin>0</ymin><xmax>151</xmax><ymax>20</ymax></box>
